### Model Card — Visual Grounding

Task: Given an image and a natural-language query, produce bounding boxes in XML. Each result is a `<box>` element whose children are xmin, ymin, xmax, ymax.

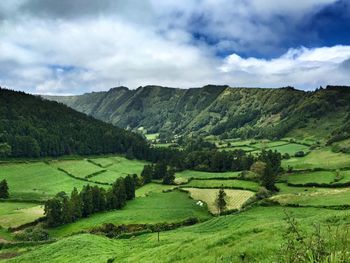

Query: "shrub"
<box><xmin>255</xmin><ymin>187</ymin><xmax>271</xmax><ymax>200</ymax></box>
<box><xmin>294</xmin><ymin>151</ymin><xmax>305</xmax><ymax>157</ymax></box>
<box><xmin>14</xmin><ymin>226</ymin><xmax>49</xmax><ymax>241</ymax></box>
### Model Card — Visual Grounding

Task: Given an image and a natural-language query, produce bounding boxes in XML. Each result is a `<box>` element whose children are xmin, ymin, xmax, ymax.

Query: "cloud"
<box><xmin>219</xmin><ymin>46</ymin><xmax>350</xmax><ymax>89</ymax></box>
<box><xmin>0</xmin><ymin>0</ymin><xmax>349</xmax><ymax>94</ymax></box>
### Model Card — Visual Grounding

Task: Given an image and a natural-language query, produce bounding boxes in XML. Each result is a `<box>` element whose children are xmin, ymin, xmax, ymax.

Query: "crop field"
<box><xmin>184</xmin><ymin>188</ymin><xmax>255</xmax><ymax>214</ymax></box>
<box><xmin>49</xmin><ymin>191</ymin><xmax>211</xmax><ymax>238</ymax></box>
<box><xmin>8</xmin><ymin>206</ymin><xmax>350</xmax><ymax>263</ymax></box>
<box><xmin>181</xmin><ymin>179</ymin><xmax>260</xmax><ymax>191</ymax></box>
<box><xmin>0</xmin><ymin>162</ymin><xmax>103</xmax><ymax>200</ymax></box>
<box><xmin>282</xmin><ymin>148</ymin><xmax>350</xmax><ymax>170</ymax></box>
<box><xmin>0</xmin><ymin>202</ymin><xmax>44</xmax><ymax>228</ymax></box>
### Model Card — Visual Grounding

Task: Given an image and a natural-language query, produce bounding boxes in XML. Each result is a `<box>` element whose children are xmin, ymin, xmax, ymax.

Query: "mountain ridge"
<box><xmin>45</xmin><ymin>85</ymin><xmax>350</xmax><ymax>141</ymax></box>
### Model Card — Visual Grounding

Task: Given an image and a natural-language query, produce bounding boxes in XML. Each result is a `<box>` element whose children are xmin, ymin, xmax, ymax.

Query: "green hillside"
<box><xmin>46</xmin><ymin>85</ymin><xmax>350</xmax><ymax>142</ymax></box>
<box><xmin>0</xmin><ymin>88</ymin><xmax>151</xmax><ymax>159</ymax></box>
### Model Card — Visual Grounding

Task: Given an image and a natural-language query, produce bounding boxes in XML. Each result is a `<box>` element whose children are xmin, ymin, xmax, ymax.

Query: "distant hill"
<box><xmin>0</xmin><ymin>88</ymin><xmax>150</xmax><ymax>158</ymax></box>
<box><xmin>46</xmin><ymin>85</ymin><xmax>350</xmax><ymax>141</ymax></box>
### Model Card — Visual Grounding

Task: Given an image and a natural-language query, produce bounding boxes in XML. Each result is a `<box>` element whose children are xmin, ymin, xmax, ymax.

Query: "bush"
<box><xmin>294</xmin><ymin>151</ymin><xmax>305</xmax><ymax>157</ymax></box>
<box><xmin>14</xmin><ymin>226</ymin><xmax>49</xmax><ymax>241</ymax></box>
<box><xmin>255</xmin><ymin>187</ymin><xmax>271</xmax><ymax>200</ymax></box>
<box><xmin>279</xmin><ymin>211</ymin><xmax>350</xmax><ymax>262</ymax></box>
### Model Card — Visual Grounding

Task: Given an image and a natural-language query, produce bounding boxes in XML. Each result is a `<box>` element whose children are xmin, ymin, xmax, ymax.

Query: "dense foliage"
<box><xmin>0</xmin><ymin>88</ymin><xmax>151</xmax><ymax>159</ymax></box>
<box><xmin>44</xmin><ymin>175</ymin><xmax>136</xmax><ymax>227</ymax></box>
<box><xmin>48</xmin><ymin>85</ymin><xmax>350</xmax><ymax>140</ymax></box>
<box><xmin>0</xmin><ymin>179</ymin><xmax>9</xmax><ymax>198</ymax></box>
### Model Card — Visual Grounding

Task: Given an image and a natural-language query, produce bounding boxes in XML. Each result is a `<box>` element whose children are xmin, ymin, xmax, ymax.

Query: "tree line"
<box><xmin>44</xmin><ymin>175</ymin><xmax>136</xmax><ymax>227</ymax></box>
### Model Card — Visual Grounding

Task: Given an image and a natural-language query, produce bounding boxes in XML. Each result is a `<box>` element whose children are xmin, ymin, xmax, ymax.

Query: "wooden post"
<box><xmin>157</xmin><ymin>230</ymin><xmax>160</xmax><ymax>242</ymax></box>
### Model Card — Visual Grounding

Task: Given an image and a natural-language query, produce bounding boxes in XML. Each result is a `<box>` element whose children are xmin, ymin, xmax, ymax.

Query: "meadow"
<box><xmin>0</xmin><ymin>162</ymin><xmax>102</xmax><ymax>200</ymax></box>
<box><xmin>6</xmin><ymin>206</ymin><xmax>350</xmax><ymax>263</ymax></box>
<box><xmin>181</xmin><ymin>179</ymin><xmax>260</xmax><ymax>191</ymax></box>
<box><xmin>0</xmin><ymin>202</ymin><xmax>44</xmax><ymax>228</ymax></box>
<box><xmin>49</xmin><ymin>190</ymin><xmax>211</xmax><ymax>238</ymax></box>
<box><xmin>282</xmin><ymin>148</ymin><xmax>350</xmax><ymax>170</ymax></box>
<box><xmin>2</xmin><ymin>139</ymin><xmax>350</xmax><ymax>262</ymax></box>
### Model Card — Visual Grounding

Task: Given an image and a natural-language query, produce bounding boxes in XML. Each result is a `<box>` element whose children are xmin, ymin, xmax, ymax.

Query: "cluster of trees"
<box><xmin>250</xmin><ymin>150</ymin><xmax>282</xmax><ymax>191</ymax></box>
<box><xmin>44</xmin><ymin>176</ymin><xmax>136</xmax><ymax>227</ymax></box>
<box><xmin>183</xmin><ymin>149</ymin><xmax>255</xmax><ymax>172</ymax></box>
<box><xmin>0</xmin><ymin>88</ymin><xmax>153</xmax><ymax>159</ymax></box>
<box><xmin>0</xmin><ymin>179</ymin><xmax>9</xmax><ymax>199</ymax></box>
<box><xmin>141</xmin><ymin>163</ymin><xmax>175</xmax><ymax>185</ymax></box>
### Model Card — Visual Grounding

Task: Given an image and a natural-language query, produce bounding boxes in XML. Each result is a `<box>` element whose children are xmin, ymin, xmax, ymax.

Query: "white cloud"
<box><xmin>0</xmin><ymin>0</ymin><xmax>349</xmax><ymax>94</ymax></box>
<box><xmin>219</xmin><ymin>46</ymin><xmax>350</xmax><ymax>89</ymax></box>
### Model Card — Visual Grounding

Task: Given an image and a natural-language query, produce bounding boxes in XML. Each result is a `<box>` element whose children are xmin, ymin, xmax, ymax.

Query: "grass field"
<box><xmin>282</xmin><ymin>148</ymin><xmax>350</xmax><ymax>170</ymax></box>
<box><xmin>7</xmin><ymin>206</ymin><xmax>350</xmax><ymax>263</ymax></box>
<box><xmin>268</xmin><ymin>143</ymin><xmax>309</xmax><ymax>155</ymax></box>
<box><xmin>282</xmin><ymin>171</ymin><xmax>336</xmax><ymax>185</ymax></box>
<box><xmin>49</xmin><ymin>159</ymin><xmax>103</xmax><ymax>178</ymax></box>
<box><xmin>271</xmin><ymin>188</ymin><xmax>350</xmax><ymax>207</ymax></box>
<box><xmin>175</xmin><ymin>170</ymin><xmax>241</xmax><ymax>183</ymax></box>
<box><xmin>49</xmin><ymin>156</ymin><xmax>146</xmax><ymax>182</ymax></box>
<box><xmin>135</xmin><ymin>183</ymin><xmax>176</xmax><ymax>197</ymax></box>
<box><xmin>0</xmin><ymin>162</ymin><xmax>102</xmax><ymax>200</ymax></box>
<box><xmin>0</xmin><ymin>202</ymin><xmax>44</xmax><ymax>228</ymax></box>
<box><xmin>181</xmin><ymin>179</ymin><xmax>260</xmax><ymax>191</ymax></box>
<box><xmin>49</xmin><ymin>191</ymin><xmax>211</xmax><ymax>238</ymax></box>
<box><xmin>184</xmin><ymin>188</ymin><xmax>255</xmax><ymax>214</ymax></box>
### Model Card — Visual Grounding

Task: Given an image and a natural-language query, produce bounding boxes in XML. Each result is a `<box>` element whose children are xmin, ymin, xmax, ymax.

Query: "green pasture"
<box><xmin>49</xmin><ymin>191</ymin><xmax>211</xmax><ymax>238</ymax></box>
<box><xmin>0</xmin><ymin>162</ymin><xmax>102</xmax><ymax>200</ymax></box>
<box><xmin>8</xmin><ymin>206</ymin><xmax>350</xmax><ymax>263</ymax></box>
<box><xmin>181</xmin><ymin>179</ymin><xmax>260</xmax><ymax>191</ymax></box>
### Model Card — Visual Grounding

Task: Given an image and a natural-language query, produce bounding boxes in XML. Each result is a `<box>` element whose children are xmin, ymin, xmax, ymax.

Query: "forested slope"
<box><xmin>47</xmin><ymin>85</ymin><xmax>350</xmax><ymax>141</ymax></box>
<box><xmin>0</xmin><ymin>88</ymin><xmax>150</xmax><ymax>158</ymax></box>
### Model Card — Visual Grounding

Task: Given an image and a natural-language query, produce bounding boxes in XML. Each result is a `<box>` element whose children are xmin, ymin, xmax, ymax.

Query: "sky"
<box><xmin>0</xmin><ymin>0</ymin><xmax>350</xmax><ymax>95</ymax></box>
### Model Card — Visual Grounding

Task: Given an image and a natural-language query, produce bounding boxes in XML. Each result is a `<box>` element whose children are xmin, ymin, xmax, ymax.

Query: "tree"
<box><xmin>0</xmin><ymin>143</ymin><xmax>11</xmax><ymax>157</ymax></box>
<box><xmin>216</xmin><ymin>186</ymin><xmax>227</xmax><ymax>215</ymax></box>
<box><xmin>261</xmin><ymin>164</ymin><xmax>278</xmax><ymax>191</ymax></box>
<box><xmin>124</xmin><ymin>175</ymin><xmax>135</xmax><ymax>200</ymax></box>
<box><xmin>44</xmin><ymin>198</ymin><xmax>63</xmax><ymax>227</ymax></box>
<box><xmin>153</xmin><ymin>162</ymin><xmax>167</xmax><ymax>179</ymax></box>
<box><xmin>112</xmin><ymin>178</ymin><xmax>126</xmax><ymax>209</ymax></box>
<box><xmin>70</xmin><ymin>187</ymin><xmax>82</xmax><ymax>220</ymax></box>
<box><xmin>80</xmin><ymin>185</ymin><xmax>94</xmax><ymax>217</ymax></box>
<box><xmin>141</xmin><ymin>164</ymin><xmax>154</xmax><ymax>184</ymax></box>
<box><xmin>250</xmin><ymin>161</ymin><xmax>267</xmax><ymax>177</ymax></box>
<box><xmin>0</xmin><ymin>179</ymin><xmax>9</xmax><ymax>199</ymax></box>
<box><xmin>162</xmin><ymin>168</ymin><xmax>175</xmax><ymax>185</ymax></box>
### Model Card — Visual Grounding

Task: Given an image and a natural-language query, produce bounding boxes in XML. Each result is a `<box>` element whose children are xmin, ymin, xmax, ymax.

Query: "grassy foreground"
<box><xmin>6</xmin><ymin>206</ymin><xmax>350</xmax><ymax>263</ymax></box>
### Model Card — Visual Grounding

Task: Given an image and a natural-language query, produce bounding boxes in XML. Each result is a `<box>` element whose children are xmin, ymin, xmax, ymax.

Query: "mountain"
<box><xmin>46</xmin><ymin>85</ymin><xmax>350</xmax><ymax>141</ymax></box>
<box><xmin>0</xmin><ymin>88</ymin><xmax>150</xmax><ymax>158</ymax></box>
